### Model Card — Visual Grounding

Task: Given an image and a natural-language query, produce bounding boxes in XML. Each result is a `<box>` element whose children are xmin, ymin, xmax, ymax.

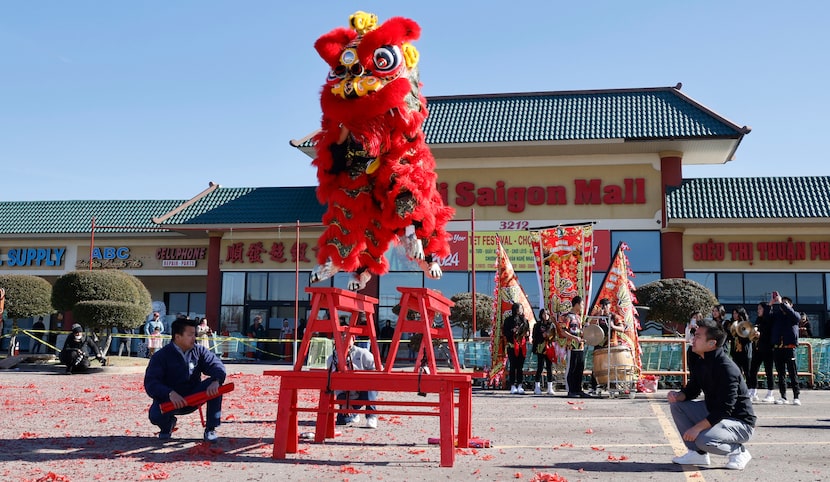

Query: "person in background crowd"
<box><xmin>798</xmin><ymin>312</ymin><xmax>813</xmax><ymax>338</ymax></box>
<box><xmin>116</xmin><ymin>325</ymin><xmax>134</xmax><ymax>357</ymax></box>
<box><xmin>326</xmin><ymin>333</ymin><xmax>379</xmax><ymax>428</ymax></box>
<box><xmin>297</xmin><ymin>318</ymin><xmax>307</xmax><ymax>341</ymax></box>
<box><xmin>502</xmin><ymin>302</ymin><xmax>530</xmax><ymax>394</ymax></box>
<box><xmin>197</xmin><ymin>318</ymin><xmax>212</xmax><ymax>350</ymax></box>
<box><xmin>728</xmin><ymin>307</ymin><xmax>753</xmax><ymax>380</ymax></box>
<box><xmin>31</xmin><ymin>316</ymin><xmax>46</xmax><ymax>354</ymax></box>
<box><xmin>712</xmin><ymin>305</ymin><xmax>727</xmax><ymax>345</ymax></box>
<box><xmin>144</xmin><ymin>317</ymin><xmax>227</xmax><ymax>442</ymax></box>
<box><xmin>747</xmin><ymin>302</ymin><xmax>775</xmax><ymax>403</ymax></box>
<box><xmin>767</xmin><ymin>294</ymin><xmax>801</xmax><ymax>406</ymax></box>
<box><xmin>667</xmin><ymin>318</ymin><xmax>755</xmax><ymax>470</ymax></box>
<box><xmin>249</xmin><ymin>315</ymin><xmax>266</xmax><ymax>360</ymax></box>
<box><xmin>60</xmin><ymin>324</ymin><xmax>107</xmax><ymax>374</ymax></box>
<box><xmin>378</xmin><ymin>319</ymin><xmax>395</xmax><ymax>364</ymax></box>
<box><xmin>148</xmin><ymin>326</ymin><xmax>163</xmax><ymax>356</ymax></box>
<box><xmin>532</xmin><ymin>308</ymin><xmax>555</xmax><ymax>395</ymax></box>
<box><xmin>145</xmin><ymin>312</ymin><xmax>164</xmax><ymax>357</ymax></box>
<box><xmin>685</xmin><ymin>311</ymin><xmax>703</xmax><ymax>345</ymax></box>
<box><xmin>559</xmin><ymin>296</ymin><xmax>590</xmax><ymax>398</ymax></box>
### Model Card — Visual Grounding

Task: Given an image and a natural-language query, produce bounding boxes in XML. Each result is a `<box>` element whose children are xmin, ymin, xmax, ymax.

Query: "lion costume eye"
<box><xmin>372</xmin><ymin>45</ymin><xmax>402</xmax><ymax>75</ymax></box>
<box><xmin>327</xmin><ymin>65</ymin><xmax>347</xmax><ymax>82</ymax></box>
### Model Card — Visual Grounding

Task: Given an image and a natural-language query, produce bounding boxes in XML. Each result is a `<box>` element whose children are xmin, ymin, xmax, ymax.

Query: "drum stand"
<box><xmin>588</xmin><ymin>316</ymin><xmax>639</xmax><ymax>399</ymax></box>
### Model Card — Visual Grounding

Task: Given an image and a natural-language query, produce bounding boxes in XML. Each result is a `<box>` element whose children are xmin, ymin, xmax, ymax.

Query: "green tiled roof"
<box><xmin>667</xmin><ymin>177</ymin><xmax>830</xmax><ymax>219</ymax></box>
<box><xmin>293</xmin><ymin>86</ymin><xmax>747</xmax><ymax>148</ymax></box>
<box><xmin>158</xmin><ymin>186</ymin><xmax>324</xmax><ymax>226</ymax></box>
<box><xmin>423</xmin><ymin>86</ymin><xmax>746</xmax><ymax>144</ymax></box>
<box><xmin>0</xmin><ymin>200</ymin><xmax>184</xmax><ymax>235</ymax></box>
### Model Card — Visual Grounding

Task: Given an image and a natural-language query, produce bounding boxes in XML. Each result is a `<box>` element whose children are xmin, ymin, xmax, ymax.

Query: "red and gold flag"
<box><xmin>589</xmin><ymin>242</ymin><xmax>642</xmax><ymax>372</ymax></box>
<box><xmin>530</xmin><ymin>225</ymin><xmax>594</xmax><ymax>314</ymax></box>
<box><xmin>489</xmin><ymin>236</ymin><xmax>536</xmax><ymax>387</ymax></box>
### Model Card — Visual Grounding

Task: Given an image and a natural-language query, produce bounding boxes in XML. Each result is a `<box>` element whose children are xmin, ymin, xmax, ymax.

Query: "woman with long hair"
<box><xmin>532</xmin><ymin>308</ymin><xmax>555</xmax><ymax>395</ymax></box>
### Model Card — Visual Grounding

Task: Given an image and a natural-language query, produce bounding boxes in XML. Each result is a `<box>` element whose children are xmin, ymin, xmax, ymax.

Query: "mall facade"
<box><xmin>2</xmin><ymin>85</ymin><xmax>828</xmax><ymax>342</ymax></box>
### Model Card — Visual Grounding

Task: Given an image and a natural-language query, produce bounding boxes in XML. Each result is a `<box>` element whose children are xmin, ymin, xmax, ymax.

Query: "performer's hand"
<box><xmin>206</xmin><ymin>380</ymin><xmax>220</xmax><ymax>397</ymax></box>
<box><xmin>667</xmin><ymin>391</ymin><xmax>685</xmax><ymax>403</ymax></box>
<box><xmin>169</xmin><ymin>390</ymin><xmax>186</xmax><ymax>409</ymax></box>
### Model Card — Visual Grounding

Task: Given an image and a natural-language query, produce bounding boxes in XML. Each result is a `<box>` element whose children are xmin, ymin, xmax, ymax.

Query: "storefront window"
<box><xmin>221</xmin><ymin>272</ymin><xmax>245</xmax><ymax>305</ymax></box>
<box><xmin>379</xmin><ymin>272</ymin><xmax>422</xmax><ymax>307</ymax></box>
<box><xmin>796</xmin><ymin>273</ymin><xmax>823</xmax><ymax>305</ymax></box>
<box><xmin>247</xmin><ymin>272</ymin><xmax>267</xmax><ymax>301</ymax></box>
<box><xmin>611</xmin><ymin>231</ymin><xmax>660</xmax><ymax>272</ymax></box>
<box><xmin>716</xmin><ymin>273</ymin><xmax>744</xmax><ymax>304</ymax></box>
<box><xmin>425</xmin><ymin>272</ymin><xmax>469</xmax><ymax>298</ymax></box>
<box><xmin>686</xmin><ymin>273</ymin><xmax>715</xmax><ymax>293</ymax></box>
<box><xmin>269</xmin><ymin>272</ymin><xmax>310</xmax><ymax>301</ymax></box>
<box><xmin>220</xmin><ymin>305</ymin><xmax>243</xmax><ymax>333</ymax></box>
<box><xmin>743</xmin><ymin>273</ymin><xmax>795</xmax><ymax>304</ymax></box>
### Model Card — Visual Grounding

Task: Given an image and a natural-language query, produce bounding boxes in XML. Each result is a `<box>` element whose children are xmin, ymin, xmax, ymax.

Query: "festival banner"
<box><xmin>589</xmin><ymin>242</ymin><xmax>643</xmax><ymax>372</ymax></box>
<box><xmin>489</xmin><ymin>236</ymin><xmax>537</xmax><ymax>387</ymax></box>
<box><xmin>529</xmin><ymin>225</ymin><xmax>594</xmax><ymax>314</ymax></box>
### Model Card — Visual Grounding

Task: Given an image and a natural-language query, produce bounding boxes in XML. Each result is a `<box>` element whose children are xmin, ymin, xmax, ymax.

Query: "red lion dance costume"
<box><xmin>310</xmin><ymin>12</ymin><xmax>454</xmax><ymax>290</ymax></box>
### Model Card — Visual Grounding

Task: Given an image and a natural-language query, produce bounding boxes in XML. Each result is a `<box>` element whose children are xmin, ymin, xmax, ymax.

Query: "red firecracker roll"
<box><xmin>160</xmin><ymin>382</ymin><xmax>234</xmax><ymax>413</ymax></box>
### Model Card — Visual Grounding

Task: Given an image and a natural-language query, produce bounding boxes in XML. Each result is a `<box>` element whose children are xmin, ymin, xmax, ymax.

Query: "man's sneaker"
<box><xmin>792</xmin><ymin>398</ymin><xmax>801</xmax><ymax>406</ymax></box>
<box><xmin>336</xmin><ymin>415</ymin><xmax>358</xmax><ymax>426</ymax></box>
<box><xmin>516</xmin><ymin>386</ymin><xmax>525</xmax><ymax>395</ymax></box>
<box><xmin>672</xmin><ymin>450</ymin><xmax>711</xmax><ymax>466</ymax></box>
<box><xmin>534</xmin><ymin>385</ymin><xmax>542</xmax><ymax>395</ymax></box>
<box><xmin>159</xmin><ymin>417</ymin><xmax>177</xmax><ymax>440</ymax></box>
<box><xmin>774</xmin><ymin>397</ymin><xmax>789</xmax><ymax>405</ymax></box>
<box><xmin>365</xmin><ymin>417</ymin><xmax>378</xmax><ymax>429</ymax></box>
<box><xmin>762</xmin><ymin>394</ymin><xmax>776</xmax><ymax>403</ymax></box>
<box><xmin>750</xmin><ymin>394</ymin><xmax>759</xmax><ymax>402</ymax></box>
<box><xmin>509</xmin><ymin>385</ymin><xmax>518</xmax><ymax>394</ymax></box>
<box><xmin>725</xmin><ymin>448</ymin><xmax>751</xmax><ymax>470</ymax></box>
<box><xmin>204</xmin><ymin>430</ymin><xmax>218</xmax><ymax>443</ymax></box>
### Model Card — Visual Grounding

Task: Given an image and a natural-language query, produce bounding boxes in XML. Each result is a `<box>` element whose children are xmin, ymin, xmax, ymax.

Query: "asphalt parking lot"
<box><xmin>0</xmin><ymin>361</ymin><xmax>827</xmax><ymax>481</ymax></box>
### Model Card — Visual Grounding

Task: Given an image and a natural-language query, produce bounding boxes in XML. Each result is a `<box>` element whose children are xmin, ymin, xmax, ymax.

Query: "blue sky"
<box><xmin>1</xmin><ymin>1</ymin><xmax>827</xmax><ymax>201</ymax></box>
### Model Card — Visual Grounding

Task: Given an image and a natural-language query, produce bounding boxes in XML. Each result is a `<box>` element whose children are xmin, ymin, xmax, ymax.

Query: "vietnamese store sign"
<box><xmin>689</xmin><ymin>237</ymin><xmax>830</xmax><ymax>266</ymax></box>
<box><xmin>0</xmin><ymin>247</ymin><xmax>66</xmax><ymax>267</ymax></box>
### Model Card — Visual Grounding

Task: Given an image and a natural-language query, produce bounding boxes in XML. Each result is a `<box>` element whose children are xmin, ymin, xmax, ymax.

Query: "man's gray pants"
<box><xmin>670</xmin><ymin>399</ymin><xmax>754</xmax><ymax>455</ymax></box>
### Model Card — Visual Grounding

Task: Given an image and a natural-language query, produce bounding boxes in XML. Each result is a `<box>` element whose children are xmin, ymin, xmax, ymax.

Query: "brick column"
<box><xmin>660</xmin><ymin>151</ymin><xmax>684</xmax><ymax>278</ymax></box>
<box><xmin>206</xmin><ymin>232</ymin><xmax>223</xmax><ymax>331</ymax></box>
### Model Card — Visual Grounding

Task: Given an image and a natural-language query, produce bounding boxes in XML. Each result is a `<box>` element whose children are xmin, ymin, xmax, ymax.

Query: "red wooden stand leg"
<box><xmin>456</xmin><ymin>382</ymin><xmax>472</xmax><ymax>447</ymax></box>
<box><xmin>439</xmin><ymin>382</ymin><xmax>456</xmax><ymax>467</ymax></box>
<box><xmin>273</xmin><ymin>386</ymin><xmax>298</xmax><ymax>458</ymax></box>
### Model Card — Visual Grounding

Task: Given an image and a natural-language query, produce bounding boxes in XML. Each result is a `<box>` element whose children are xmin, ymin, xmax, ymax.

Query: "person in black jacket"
<box><xmin>667</xmin><ymin>318</ymin><xmax>756</xmax><ymax>470</ymax></box>
<box><xmin>747</xmin><ymin>302</ymin><xmax>776</xmax><ymax>403</ymax></box>
<box><xmin>532</xmin><ymin>308</ymin><xmax>555</xmax><ymax>395</ymax></box>
<box><xmin>60</xmin><ymin>324</ymin><xmax>107</xmax><ymax>374</ymax></box>
<box><xmin>767</xmin><ymin>294</ymin><xmax>801</xmax><ymax>405</ymax></box>
<box><xmin>502</xmin><ymin>302</ymin><xmax>529</xmax><ymax>394</ymax></box>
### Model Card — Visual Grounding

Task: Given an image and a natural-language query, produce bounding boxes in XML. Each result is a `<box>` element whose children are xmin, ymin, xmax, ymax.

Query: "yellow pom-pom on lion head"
<box><xmin>349</xmin><ymin>11</ymin><xmax>378</xmax><ymax>35</ymax></box>
<box><xmin>402</xmin><ymin>43</ymin><xmax>419</xmax><ymax>69</ymax></box>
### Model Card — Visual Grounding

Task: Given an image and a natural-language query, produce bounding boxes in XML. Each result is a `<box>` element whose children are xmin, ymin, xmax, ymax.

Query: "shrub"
<box><xmin>0</xmin><ymin>274</ymin><xmax>53</xmax><ymax>320</ymax></box>
<box><xmin>52</xmin><ymin>270</ymin><xmax>152</xmax><ymax>333</ymax></box>
<box><xmin>636</xmin><ymin>278</ymin><xmax>718</xmax><ymax>334</ymax></box>
<box><xmin>449</xmin><ymin>292</ymin><xmax>495</xmax><ymax>340</ymax></box>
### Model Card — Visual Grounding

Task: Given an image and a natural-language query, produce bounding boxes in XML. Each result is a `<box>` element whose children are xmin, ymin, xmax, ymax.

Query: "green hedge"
<box><xmin>0</xmin><ymin>274</ymin><xmax>53</xmax><ymax>319</ymax></box>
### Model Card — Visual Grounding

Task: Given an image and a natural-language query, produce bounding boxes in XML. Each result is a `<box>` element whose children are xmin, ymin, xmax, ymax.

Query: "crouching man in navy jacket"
<box><xmin>144</xmin><ymin>317</ymin><xmax>226</xmax><ymax>442</ymax></box>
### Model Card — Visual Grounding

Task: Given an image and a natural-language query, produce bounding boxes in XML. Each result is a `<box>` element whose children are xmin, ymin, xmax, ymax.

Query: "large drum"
<box><xmin>592</xmin><ymin>345</ymin><xmax>637</xmax><ymax>386</ymax></box>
